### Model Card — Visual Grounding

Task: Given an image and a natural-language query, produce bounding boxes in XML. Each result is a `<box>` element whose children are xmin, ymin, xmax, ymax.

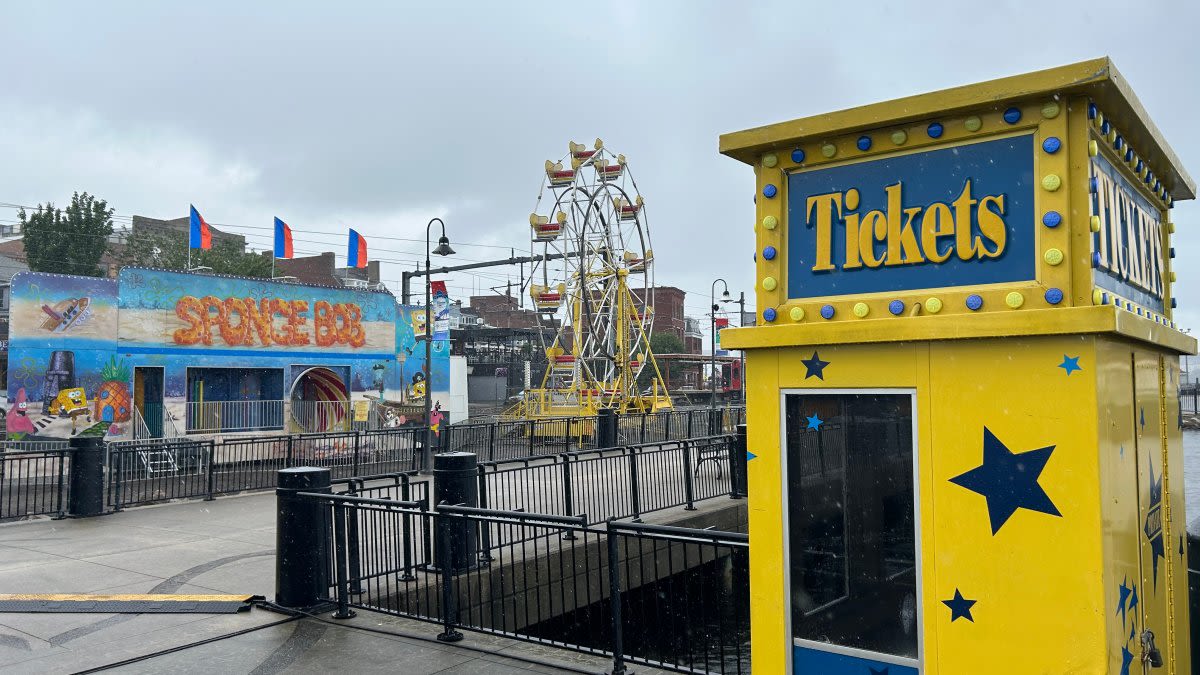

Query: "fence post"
<box><xmin>331</xmin><ymin>500</ymin><xmax>357</xmax><ymax>619</ymax></box>
<box><xmin>687</xmin><ymin>409</ymin><xmax>695</xmax><ymax>437</ymax></box>
<box><xmin>112</xmin><ymin>449</ymin><xmax>124</xmax><ymax>512</ymax></box>
<box><xmin>53</xmin><ymin>449</ymin><xmax>68</xmax><ymax>520</ymax></box>
<box><xmin>664</xmin><ymin>411</ymin><xmax>673</xmax><ymax>442</ymax></box>
<box><xmin>274</xmin><ymin>466</ymin><xmax>332</xmax><ymax>610</ymax></box>
<box><xmin>436</xmin><ymin>507</ymin><xmax>464</xmax><ymax>643</ymax></box>
<box><xmin>399</xmin><ymin>476</ymin><xmax>416</xmax><ymax>581</ymax></box>
<box><xmin>730</xmin><ymin>424</ymin><xmax>748</xmax><ymax>499</ymax></box>
<box><xmin>561</xmin><ymin>454</ymin><xmax>577</xmax><ymax>539</ymax></box>
<box><xmin>640</xmin><ymin>413</ymin><xmax>647</xmax><ymax>444</ymax></box>
<box><xmin>627</xmin><ymin>448</ymin><xmax>642</xmax><ymax>523</ymax></box>
<box><xmin>67</xmin><ymin>436</ymin><xmax>105</xmax><ymax>517</ymax></box>
<box><xmin>352</xmin><ymin>431</ymin><xmax>362</xmax><ymax>477</ymax></box>
<box><xmin>285</xmin><ymin>435</ymin><xmax>295</xmax><ymax>469</ymax></box>
<box><xmin>204</xmin><ymin>441</ymin><xmax>216</xmax><ymax>501</ymax></box>
<box><xmin>681</xmin><ymin>440</ymin><xmax>696</xmax><ymax>511</ymax></box>
<box><xmin>607</xmin><ymin>520</ymin><xmax>627</xmax><ymax>675</ymax></box>
<box><xmin>476</xmin><ymin>466</ymin><xmax>494</xmax><ymax>561</ymax></box>
<box><xmin>528</xmin><ymin>420</ymin><xmax>536</xmax><ymax>457</ymax></box>
<box><xmin>488</xmin><ymin>422</ymin><xmax>496</xmax><ymax>462</ymax></box>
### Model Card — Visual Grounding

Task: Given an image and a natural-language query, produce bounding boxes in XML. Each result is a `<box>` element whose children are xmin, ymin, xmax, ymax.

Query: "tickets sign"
<box><xmin>1090</xmin><ymin>153</ymin><xmax>1165</xmax><ymax>311</ymax></box>
<box><xmin>786</xmin><ymin>135</ymin><xmax>1035</xmax><ymax>298</ymax></box>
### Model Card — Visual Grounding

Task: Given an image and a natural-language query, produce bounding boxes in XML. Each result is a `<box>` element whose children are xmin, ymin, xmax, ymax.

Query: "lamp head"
<box><xmin>433</xmin><ymin>235</ymin><xmax>455</xmax><ymax>256</ymax></box>
<box><xmin>720</xmin><ymin>290</ymin><xmax>732</xmax><ymax>303</ymax></box>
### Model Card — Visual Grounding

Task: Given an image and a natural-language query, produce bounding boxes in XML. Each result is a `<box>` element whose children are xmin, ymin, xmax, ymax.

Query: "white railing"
<box><xmin>185</xmin><ymin>400</ymin><xmax>286</xmax><ymax>434</ymax></box>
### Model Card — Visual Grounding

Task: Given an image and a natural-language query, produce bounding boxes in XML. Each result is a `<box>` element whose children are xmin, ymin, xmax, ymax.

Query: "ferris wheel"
<box><xmin>523</xmin><ymin>139</ymin><xmax>670</xmax><ymax>416</ymax></box>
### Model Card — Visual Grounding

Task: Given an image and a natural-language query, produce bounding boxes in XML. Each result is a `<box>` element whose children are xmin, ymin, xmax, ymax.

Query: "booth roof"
<box><xmin>719</xmin><ymin>57</ymin><xmax>1195</xmax><ymax>202</ymax></box>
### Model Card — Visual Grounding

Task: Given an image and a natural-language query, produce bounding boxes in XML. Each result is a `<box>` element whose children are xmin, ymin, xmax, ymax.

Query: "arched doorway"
<box><xmin>289</xmin><ymin>367</ymin><xmax>349</xmax><ymax>433</ymax></box>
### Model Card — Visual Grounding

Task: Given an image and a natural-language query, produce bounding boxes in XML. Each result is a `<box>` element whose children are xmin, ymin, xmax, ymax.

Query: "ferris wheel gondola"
<box><xmin>518</xmin><ymin>139</ymin><xmax>670</xmax><ymax>418</ymax></box>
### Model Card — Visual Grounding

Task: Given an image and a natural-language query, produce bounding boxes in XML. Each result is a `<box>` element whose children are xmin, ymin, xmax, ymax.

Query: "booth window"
<box><xmin>186</xmin><ymin>368</ymin><xmax>285</xmax><ymax>433</ymax></box>
<box><xmin>785</xmin><ymin>392</ymin><xmax>917</xmax><ymax>660</ymax></box>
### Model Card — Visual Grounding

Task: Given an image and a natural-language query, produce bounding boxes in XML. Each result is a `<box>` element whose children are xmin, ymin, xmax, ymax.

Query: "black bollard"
<box><xmin>275</xmin><ymin>466</ymin><xmax>332</xmax><ymax>609</ymax></box>
<box><xmin>434</xmin><ymin>452</ymin><xmax>478</xmax><ymax>572</ymax></box>
<box><xmin>597</xmin><ymin>408</ymin><xmax>617</xmax><ymax>449</ymax></box>
<box><xmin>68</xmin><ymin>436</ymin><xmax>105</xmax><ymax>517</ymax></box>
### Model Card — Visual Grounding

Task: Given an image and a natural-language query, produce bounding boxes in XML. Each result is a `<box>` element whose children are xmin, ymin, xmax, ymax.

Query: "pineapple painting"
<box><xmin>94</xmin><ymin>356</ymin><xmax>131</xmax><ymax>423</ymax></box>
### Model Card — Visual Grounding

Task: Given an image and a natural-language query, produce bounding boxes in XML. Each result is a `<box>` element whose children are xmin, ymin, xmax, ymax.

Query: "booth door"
<box><xmin>784</xmin><ymin>391</ymin><xmax>921</xmax><ymax>674</ymax></box>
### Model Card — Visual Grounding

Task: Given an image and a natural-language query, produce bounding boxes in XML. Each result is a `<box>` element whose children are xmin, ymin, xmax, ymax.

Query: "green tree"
<box><xmin>638</xmin><ymin>332</ymin><xmax>686</xmax><ymax>387</ymax></box>
<box><xmin>119</xmin><ymin>227</ymin><xmax>273</xmax><ymax>278</ymax></box>
<box><xmin>20</xmin><ymin>192</ymin><xmax>114</xmax><ymax>277</ymax></box>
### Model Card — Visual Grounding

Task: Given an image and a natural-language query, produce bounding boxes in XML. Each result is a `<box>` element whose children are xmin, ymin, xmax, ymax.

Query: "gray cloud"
<box><xmin>1</xmin><ymin>0</ymin><xmax>1197</xmax><ymax>327</ymax></box>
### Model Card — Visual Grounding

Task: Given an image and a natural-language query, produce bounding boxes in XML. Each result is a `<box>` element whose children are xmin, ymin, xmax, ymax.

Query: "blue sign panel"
<box><xmin>1089</xmin><ymin>153</ymin><xmax>1164</xmax><ymax>312</ymax></box>
<box><xmin>787</xmin><ymin>134</ymin><xmax>1035</xmax><ymax>298</ymax></box>
<box><xmin>793</xmin><ymin>645</ymin><xmax>919</xmax><ymax>675</ymax></box>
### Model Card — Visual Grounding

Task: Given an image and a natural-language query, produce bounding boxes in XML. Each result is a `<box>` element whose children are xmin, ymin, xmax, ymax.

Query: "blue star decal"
<box><xmin>800</xmin><ymin>351</ymin><xmax>830</xmax><ymax>380</ymax></box>
<box><xmin>942</xmin><ymin>588</ymin><xmax>976</xmax><ymax>622</ymax></box>
<box><xmin>806</xmin><ymin>414</ymin><xmax>824</xmax><ymax>431</ymax></box>
<box><xmin>1128</xmin><ymin>583</ymin><xmax>1138</xmax><ymax>613</ymax></box>
<box><xmin>1058</xmin><ymin>355</ymin><xmax>1082</xmax><ymax>375</ymax></box>
<box><xmin>746</xmin><ymin>451</ymin><xmax>757</xmax><ymax>461</ymax></box>
<box><xmin>1144</xmin><ymin>457</ymin><xmax>1165</xmax><ymax>590</ymax></box>
<box><xmin>1119</xmin><ymin>444</ymin><xmax>1125</xmax><ymax>458</ymax></box>
<box><xmin>869</xmin><ymin>668</ymin><xmax>889</xmax><ymax>675</ymax></box>
<box><xmin>949</xmin><ymin>427</ymin><xmax>1062</xmax><ymax>534</ymax></box>
<box><xmin>1140</xmin><ymin>407</ymin><xmax>1146</xmax><ymax>429</ymax></box>
<box><xmin>1128</xmin><ymin>622</ymin><xmax>1135</xmax><ymax>641</ymax></box>
<box><xmin>1119</xmin><ymin>645</ymin><xmax>1134</xmax><ymax>675</ymax></box>
<box><xmin>1116</xmin><ymin>576</ymin><xmax>1131</xmax><ymax>626</ymax></box>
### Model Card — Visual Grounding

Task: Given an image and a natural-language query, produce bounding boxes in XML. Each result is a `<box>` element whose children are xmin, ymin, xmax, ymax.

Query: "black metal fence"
<box><xmin>306</xmin><ymin>493</ymin><xmax>749</xmax><ymax>674</ymax></box>
<box><xmin>1183</xmin><ymin>386</ymin><xmax>1199</xmax><ymax>414</ymax></box>
<box><xmin>477</xmin><ymin>435</ymin><xmax>739</xmax><ymax>526</ymax></box>
<box><xmin>0</xmin><ymin>443</ymin><xmax>72</xmax><ymax>520</ymax></box>
<box><xmin>104</xmin><ymin>407</ymin><xmax>742</xmax><ymax>511</ymax></box>
<box><xmin>105</xmin><ymin>427</ymin><xmax>424</xmax><ymax>509</ymax></box>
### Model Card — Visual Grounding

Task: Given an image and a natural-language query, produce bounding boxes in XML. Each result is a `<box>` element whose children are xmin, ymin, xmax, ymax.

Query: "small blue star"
<box><xmin>1128</xmin><ymin>622</ymin><xmax>1136</xmax><ymax>641</ymax></box>
<box><xmin>801</xmin><ymin>351</ymin><xmax>830</xmax><ymax>380</ymax></box>
<box><xmin>949</xmin><ymin>427</ymin><xmax>1062</xmax><ymax>534</ymax></box>
<box><xmin>747</xmin><ymin>451</ymin><xmax>757</xmax><ymax>461</ymax></box>
<box><xmin>1119</xmin><ymin>444</ymin><xmax>1125</xmax><ymax>457</ymax></box>
<box><xmin>1119</xmin><ymin>645</ymin><xmax>1134</xmax><ymax>675</ymax></box>
<box><xmin>869</xmin><ymin>668</ymin><xmax>889</xmax><ymax>675</ymax></box>
<box><xmin>1128</xmin><ymin>583</ymin><xmax>1138</xmax><ymax>613</ymax></box>
<box><xmin>1058</xmin><ymin>355</ymin><xmax>1082</xmax><ymax>375</ymax></box>
<box><xmin>942</xmin><ymin>588</ymin><xmax>976</xmax><ymax>622</ymax></box>
<box><xmin>1140</xmin><ymin>407</ymin><xmax>1146</xmax><ymax>429</ymax></box>
<box><xmin>1116</xmin><ymin>577</ymin><xmax>1131</xmax><ymax>626</ymax></box>
<box><xmin>806</xmin><ymin>414</ymin><xmax>824</xmax><ymax>431</ymax></box>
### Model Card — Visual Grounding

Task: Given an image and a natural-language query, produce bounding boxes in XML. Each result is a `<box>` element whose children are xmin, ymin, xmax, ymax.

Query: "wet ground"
<box><xmin>0</xmin><ymin>492</ymin><xmax>636</xmax><ymax>674</ymax></box>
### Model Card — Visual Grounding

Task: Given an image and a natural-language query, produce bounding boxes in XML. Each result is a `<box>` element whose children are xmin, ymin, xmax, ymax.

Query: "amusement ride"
<box><xmin>513</xmin><ymin>139</ymin><xmax>672</xmax><ymax>419</ymax></box>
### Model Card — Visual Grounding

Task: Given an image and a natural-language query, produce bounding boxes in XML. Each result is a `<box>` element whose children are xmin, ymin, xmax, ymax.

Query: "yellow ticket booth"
<box><xmin>719</xmin><ymin>58</ymin><xmax>1195</xmax><ymax>674</ymax></box>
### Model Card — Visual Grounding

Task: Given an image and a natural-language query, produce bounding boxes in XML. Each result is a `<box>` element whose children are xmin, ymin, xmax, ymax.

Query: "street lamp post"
<box><xmin>710</xmin><ymin>279</ymin><xmax>731</xmax><ymax>433</ymax></box>
<box><xmin>737</xmin><ymin>291</ymin><xmax>746</xmax><ymax>404</ymax></box>
<box><xmin>421</xmin><ymin>218</ymin><xmax>455</xmax><ymax>474</ymax></box>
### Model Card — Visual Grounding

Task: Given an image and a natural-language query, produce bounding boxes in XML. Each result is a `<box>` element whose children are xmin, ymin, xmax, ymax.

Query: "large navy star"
<box><xmin>942</xmin><ymin>589</ymin><xmax>976</xmax><ymax>622</ymax></box>
<box><xmin>949</xmin><ymin>427</ymin><xmax>1062</xmax><ymax>534</ymax></box>
<box><xmin>1144</xmin><ymin>457</ymin><xmax>1165</xmax><ymax>590</ymax></box>
<box><xmin>1116</xmin><ymin>576</ymin><xmax>1131</xmax><ymax>626</ymax></box>
<box><xmin>868</xmin><ymin>668</ymin><xmax>889</xmax><ymax>675</ymax></box>
<box><xmin>1119</xmin><ymin>645</ymin><xmax>1134</xmax><ymax>675</ymax></box>
<box><xmin>801</xmin><ymin>351</ymin><xmax>830</xmax><ymax>380</ymax></box>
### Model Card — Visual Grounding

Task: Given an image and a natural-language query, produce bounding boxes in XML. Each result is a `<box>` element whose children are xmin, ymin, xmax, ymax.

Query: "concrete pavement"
<box><xmin>0</xmin><ymin>492</ymin><xmax>631</xmax><ymax>674</ymax></box>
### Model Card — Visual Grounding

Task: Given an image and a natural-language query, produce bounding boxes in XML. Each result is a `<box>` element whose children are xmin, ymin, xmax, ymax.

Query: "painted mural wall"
<box><xmin>6</xmin><ymin>272</ymin><xmax>122</xmax><ymax>439</ymax></box>
<box><xmin>5</xmin><ymin>268</ymin><xmax>452</xmax><ymax>440</ymax></box>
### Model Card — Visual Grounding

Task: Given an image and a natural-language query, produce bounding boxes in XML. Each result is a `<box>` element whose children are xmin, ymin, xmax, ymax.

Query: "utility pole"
<box><xmin>737</xmin><ymin>291</ymin><xmax>746</xmax><ymax>403</ymax></box>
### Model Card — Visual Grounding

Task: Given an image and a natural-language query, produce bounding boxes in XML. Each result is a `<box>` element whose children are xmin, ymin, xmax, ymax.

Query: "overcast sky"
<box><xmin>2</xmin><ymin>1</ymin><xmax>1198</xmax><ymax>338</ymax></box>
